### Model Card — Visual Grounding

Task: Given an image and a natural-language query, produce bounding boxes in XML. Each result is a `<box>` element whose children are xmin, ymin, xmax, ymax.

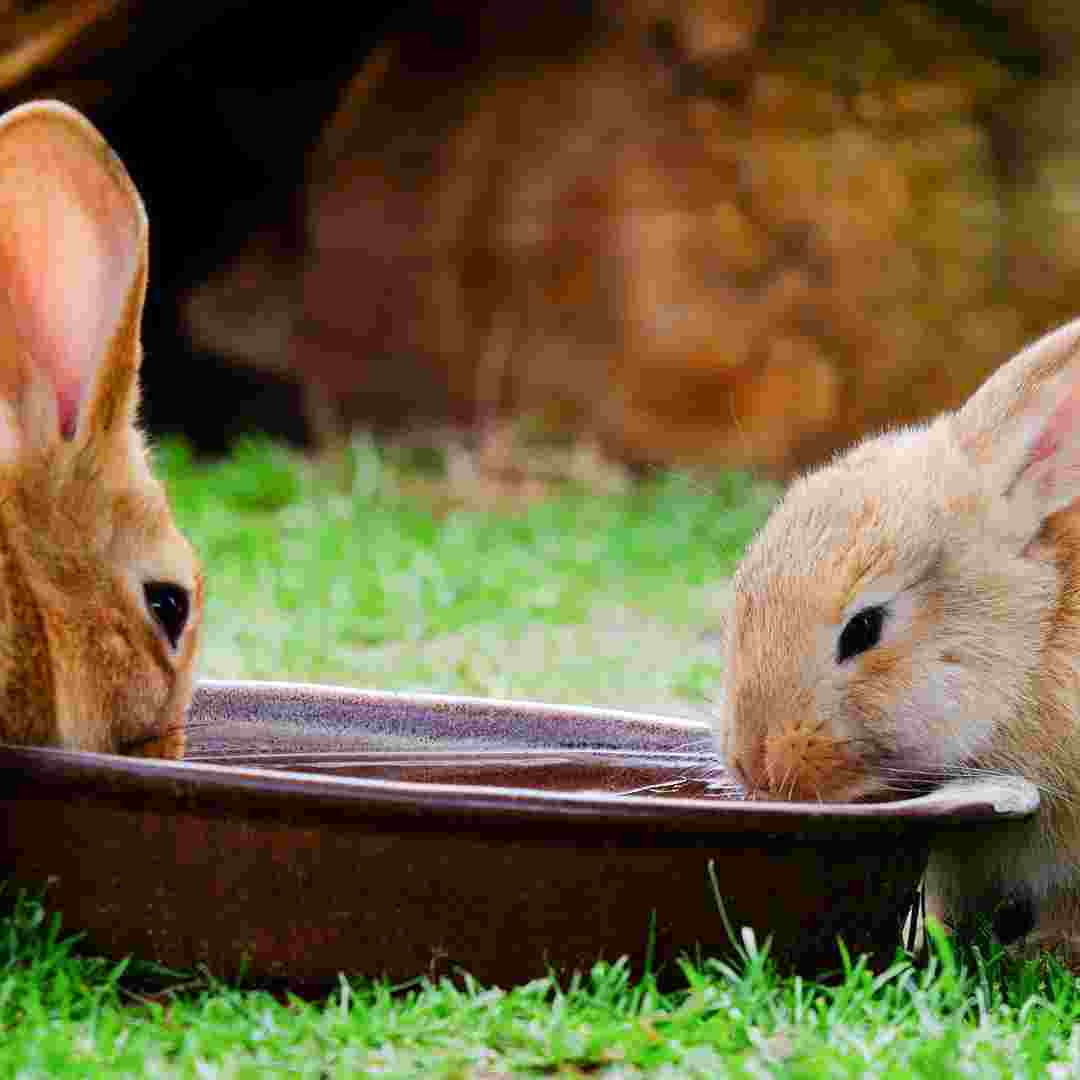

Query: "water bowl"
<box><xmin>0</xmin><ymin>680</ymin><xmax>1038</xmax><ymax>988</ymax></box>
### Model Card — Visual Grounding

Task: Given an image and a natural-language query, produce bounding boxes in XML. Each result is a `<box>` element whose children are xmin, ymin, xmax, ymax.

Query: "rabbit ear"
<box><xmin>0</xmin><ymin>100</ymin><xmax>147</xmax><ymax>454</ymax></box>
<box><xmin>953</xmin><ymin>316</ymin><xmax>1080</xmax><ymax>535</ymax></box>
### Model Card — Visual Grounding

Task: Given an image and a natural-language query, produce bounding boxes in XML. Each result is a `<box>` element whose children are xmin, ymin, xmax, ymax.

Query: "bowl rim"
<box><xmin>0</xmin><ymin>679</ymin><xmax>1041</xmax><ymax>836</ymax></box>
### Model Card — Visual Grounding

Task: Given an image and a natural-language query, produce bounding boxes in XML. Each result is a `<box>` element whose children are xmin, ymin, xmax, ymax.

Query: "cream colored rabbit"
<box><xmin>717</xmin><ymin>314</ymin><xmax>1080</xmax><ymax>957</ymax></box>
<box><xmin>0</xmin><ymin>100</ymin><xmax>201</xmax><ymax>758</ymax></box>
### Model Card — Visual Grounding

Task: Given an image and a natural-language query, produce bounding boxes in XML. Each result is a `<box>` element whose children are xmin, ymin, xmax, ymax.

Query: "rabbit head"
<box><xmin>0</xmin><ymin>100</ymin><xmax>202</xmax><ymax>758</ymax></box>
<box><xmin>717</xmin><ymin>317</ymin><xmax>1080</xmax><ymax>803</ymax></box>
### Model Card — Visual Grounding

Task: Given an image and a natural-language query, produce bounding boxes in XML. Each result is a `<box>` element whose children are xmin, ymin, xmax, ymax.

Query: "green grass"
<box><xmin>5</xmin><ymin>436</ymin><xmax>1079</xmax><ymax>1077</ymax></box>
<box><xmin>158</xmin><ymin>437</ymin><xmax>772</xmax><ymax>717</ymax></box>
<box><xmin>3</xmin><ymin>892</ymin><xmax>1080</xmax><ymax>1078</ymax></box>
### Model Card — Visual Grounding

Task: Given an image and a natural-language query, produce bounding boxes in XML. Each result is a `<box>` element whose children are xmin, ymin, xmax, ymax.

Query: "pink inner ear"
<box><xmin>1029</xmin><ymin>382</ymin><xmax>1080</xmax><ymax>468</ymax></box>
<box><xmin>1024</xmin><ymin>381</ymin><xmax>1080</xmax><ymax>499</ymax></box>
<box><xmin>0</xmin><ymin>111</ymin><xmax>140</xmax><ymax>441</ymax></box>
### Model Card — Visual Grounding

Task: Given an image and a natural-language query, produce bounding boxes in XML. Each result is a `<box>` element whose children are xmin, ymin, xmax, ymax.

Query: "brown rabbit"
<box><xmin>0</xmin><ymin>100</ymin><xmax>201</xmax><ymax>758</ymax></box>
<box><xmin>716</xmin><ymin>314</ymin><xmax>1080</xmax><ymax>958</ymax></box>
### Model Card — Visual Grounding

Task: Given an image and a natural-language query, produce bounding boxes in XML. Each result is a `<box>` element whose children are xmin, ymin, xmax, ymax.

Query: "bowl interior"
<box><xmin>190</xmin><ymin>746</ymin><xmax>745</xmax><ymax>799</ymax></box>
<box><xmin>177</xmin><ymin>681</ymin><xmax>1039</xmax><ymax>826</ymax></box>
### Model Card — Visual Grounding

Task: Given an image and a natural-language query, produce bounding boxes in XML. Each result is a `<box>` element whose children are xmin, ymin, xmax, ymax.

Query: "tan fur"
<box><xmin>716</xmin><ymin>314</ymin><xmax>1080</xmax><ymax>961</ymax></box>
<box><xmin>0</xmin><ymin>101</ymin><xmax>201</xmax><ymax>758</ymax></box>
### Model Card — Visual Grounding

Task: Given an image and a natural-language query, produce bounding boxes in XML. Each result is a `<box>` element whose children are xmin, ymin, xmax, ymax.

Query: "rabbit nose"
<box><xmin>728</xmin><ymin>741</ymin><xmax>774</xmax><ymax>796</ymax></box>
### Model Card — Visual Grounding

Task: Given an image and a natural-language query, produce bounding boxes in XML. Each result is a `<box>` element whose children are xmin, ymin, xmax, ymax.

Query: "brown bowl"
<box><xmin>0</xmin><ymin>680</ymin><xmax>1038</xmax><ymax>988</ymax></box>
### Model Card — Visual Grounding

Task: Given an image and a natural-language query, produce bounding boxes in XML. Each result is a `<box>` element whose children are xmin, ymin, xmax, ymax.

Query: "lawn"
<box><xmin>163</xmin><ymin>436</ymin><xmax>772</xmax><ymax>716</ymax></box>
<box><xmin>2</xmin><ymin>436</ymin><xmax>1078</xmax><ymax>1078</ymax></box>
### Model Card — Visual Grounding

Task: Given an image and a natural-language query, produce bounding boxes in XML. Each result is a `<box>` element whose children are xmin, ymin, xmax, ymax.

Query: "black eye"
<box><xmin>144</xmin><ymin>583</ymin><xmax>190</xmax><ymax>649</ymax></box>
<box><xmin>837</xmin><ymin>604</ymin><xmax>886</xmax><ymax>664</ymax></box>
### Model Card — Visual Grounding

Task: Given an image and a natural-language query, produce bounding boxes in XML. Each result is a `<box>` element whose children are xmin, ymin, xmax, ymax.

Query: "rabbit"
<box><xmin>0</xmin><ymin>100</ymin><xmax>202</xmax><ymax>759</ymax></box>
<box><xmin>715</xmin><ymin>313</ymin><xmax>1080</xmax><ymax>959</ymax></box>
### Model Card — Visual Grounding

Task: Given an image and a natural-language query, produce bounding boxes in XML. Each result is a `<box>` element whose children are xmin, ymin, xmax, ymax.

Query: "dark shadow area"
<box><xmin>89</xmin><ymin>5</ymin><xmax>403</xmax><ymax>451</ymax></box>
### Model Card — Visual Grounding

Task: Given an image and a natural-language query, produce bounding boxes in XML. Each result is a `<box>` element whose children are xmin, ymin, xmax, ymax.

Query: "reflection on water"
<box><xmin>616</xmin><ymin>777</ymin><xmax>744</xmax><ymax>799</ymax></box>
<box><xmin>190</xmin><ymin>748</ymin><xmax>749</xmax><ymax>800</ymax></box>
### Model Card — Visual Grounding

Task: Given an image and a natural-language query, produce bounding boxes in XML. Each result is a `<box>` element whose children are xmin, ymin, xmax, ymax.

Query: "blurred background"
<box><xmin>5</xmin><ymin>0</ymin><xmax>1080</xmax><ymax>480</ymax></box>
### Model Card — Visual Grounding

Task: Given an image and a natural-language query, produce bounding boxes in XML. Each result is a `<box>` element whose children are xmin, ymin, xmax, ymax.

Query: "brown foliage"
<box><xmin>183</xmin><ymin>2</ymin><xmax>1080</xmax><ymax>477</ymax></box>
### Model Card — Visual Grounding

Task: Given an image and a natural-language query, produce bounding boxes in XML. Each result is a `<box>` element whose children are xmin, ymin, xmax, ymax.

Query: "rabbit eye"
<box><xmin>144</xmin><ymin>582</ymin><xmax>190</xmax><ymax>649</ymax></box>
<box><xmin>837</xmin><ymin>604</ymin><xmax>886</xmax><ymax>664</ymax></box>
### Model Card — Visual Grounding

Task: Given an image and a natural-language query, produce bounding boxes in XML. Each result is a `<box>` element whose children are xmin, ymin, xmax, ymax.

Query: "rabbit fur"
<box><xmin>717</xmin><ymin>314</ymin><xmax>1080</xmax><ymax>958</ymax></box>
<box><xmin>0</xmin><ymin>100</ymin><xmax>201</xmax><ymax>758</ymax></box>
